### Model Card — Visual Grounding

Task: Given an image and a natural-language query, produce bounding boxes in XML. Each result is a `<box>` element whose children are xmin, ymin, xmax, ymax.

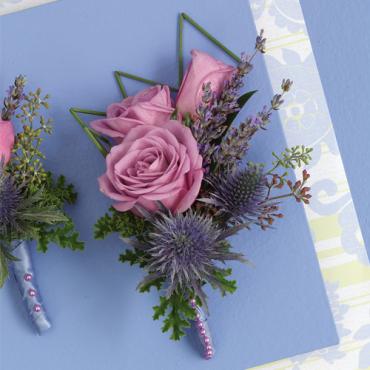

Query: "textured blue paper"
<box><xmin>0</xmin><ymin>1</ymin><xmax>338</xmax><ymax>369</ymax></box>
<box><xmin>301</xmin><ymin>0</ymin><xmax>370</xmax><ymax>259</ymax></box>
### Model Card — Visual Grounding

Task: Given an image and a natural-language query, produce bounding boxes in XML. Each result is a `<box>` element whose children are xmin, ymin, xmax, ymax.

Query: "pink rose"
<box><xmin>99</xmin><ymin>120</ymin><xmax>203</xmax><ymax>214</ymax></box>
<box><xmin>91</xmin><ymin>85</ymin><xmax>174</xmax><ymax>142</ymax></box>
<box><xmin>0</xmin><ymin>120</ymin><xmax>15</xmax><ymax>165</ymax></box>
<box><xmin>176</xmin><ymin>49</ymin><xmax>235</xmax><ymax>116</ymax></box>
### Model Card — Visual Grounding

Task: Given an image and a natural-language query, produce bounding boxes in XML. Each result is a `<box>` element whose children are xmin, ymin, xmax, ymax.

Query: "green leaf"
<box><xmin>54</xmin><ymin>175</ymin><xmax>78</xmax><ymax>204</ymax></box>
<box><xmin>227</xmin><ymin>90</ymin><xmax>257</xmax><ymax>124</ymax></box>
<box><xmin>0</xmin><ymin>248</ymin><xmax>9</xmax><ymax>288</ymax></box>
<box><xmin>119</xmin><ymin>248</ymin><xmax>147</xmax><ymax>268</ymax></box>
<box><xmin>1</xmin><ymin>249</ymin><xmax>20</xmax><ymax>262</ymax></box>
<box><xmin>36</xmin><ymin>218</ymin><xmax>84</xmax><ymax>253</ymax></box>
<box><xmin>153</xmin><ymin>296</ymin><xmax>170</xmax><ymax>321</ymax></box>
<box><xmin>153</xmin><ymin>292</ymin><xmax>196</xmax><ymax>341</ymax></box>
<box><xmin>19</xmin><ymin>208</ymin><xmax>68</xmax><ymax>224</ymax></box>
<box><xmin>94</xmin><ymin>208</ymin><xmax>146</xmax><ymax>240</ymax></box>
<box><xmin>138</xmin><ymin>276</ymin><xmax>164</xmax><ymax>293</ymax></box>
<box><xmin>214</xmin><ymin>90</ymin><xmax>257</xmax><ymax>145</ymax></box>
<box><xmin>212</xmin><ymin>268</ymin><xmax>237</xmax><ymax>296</ymax></box>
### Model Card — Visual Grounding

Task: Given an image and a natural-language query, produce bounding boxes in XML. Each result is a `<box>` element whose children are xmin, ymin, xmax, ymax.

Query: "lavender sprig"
<box><xmin>192</xmin><ymin>53</ymin><xmax>252</xmax><ymax>145</ymax></box>
<box><xmin>255</xmin><ymin>29</ymin><xmax>267</xmax><ymax>54</ymax></box>
<box><xmin>191</xmin><ymin>31</ymin><xmax>266</xmax><ymax>165</ymax></box>
<box><xmin>213</xmin><ymin>79</ymin><xmax>293</xmax><ymax>170</ymax></box>
<box><xmin>1</xmin><ymin>75</ymin><xmax>27</xmax><ymax>121</ymax></box>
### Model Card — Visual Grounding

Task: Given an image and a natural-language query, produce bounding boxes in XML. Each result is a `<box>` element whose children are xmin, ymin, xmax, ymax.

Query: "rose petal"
<box><xmin>175</xmin><ymin>167</ymin><xmax>204</xmax><ymax>213</ymax></box>
<box><xmin>98</xmin><ymin>175</ymin><xmax>136</xmax><ymax>202</ymax></box>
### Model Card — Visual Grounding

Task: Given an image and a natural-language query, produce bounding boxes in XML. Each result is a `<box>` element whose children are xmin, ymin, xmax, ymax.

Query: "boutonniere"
<box><xmin>0</xmin><ymin>75</ymin><xmax>84</xmax><ymax>333</ymax></box>
<box><xmin>71</xmin><ymin>14</ymin><xmax>312</xmax><ymax>359</ymax></box>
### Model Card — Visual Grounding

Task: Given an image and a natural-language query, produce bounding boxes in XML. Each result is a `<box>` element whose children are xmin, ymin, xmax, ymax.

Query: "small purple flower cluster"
<box><xmin>1</xmin><ymin>75</ymin><xmax>26</xmax><ymax>121</ymax></box>
<box><xmin>213</xmin><ymin>84</ymin><xmax>290</xmax><ymax>170</ymax></box>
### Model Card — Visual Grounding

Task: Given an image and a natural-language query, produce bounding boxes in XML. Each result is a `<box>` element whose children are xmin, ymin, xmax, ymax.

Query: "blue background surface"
<box><xmin>301</xmin><ymin>0</ymin><xmax>370</xmax><ymax>257</ymax></box>
<box><xmin>0</xmin><ymin>1</ymin><xmax>338</xmax><ymax>369</ymax></box>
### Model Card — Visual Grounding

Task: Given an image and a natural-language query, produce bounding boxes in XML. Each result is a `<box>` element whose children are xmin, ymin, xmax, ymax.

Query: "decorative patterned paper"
<box><xmin>248</xmin><ymin>1</ymin><xmax>370</xmax><ymax>369</ymax></box>
<box><xmin>0</xmin><ymin>0</ymin><xmax>56</xmax><ymax>15</ymax></box>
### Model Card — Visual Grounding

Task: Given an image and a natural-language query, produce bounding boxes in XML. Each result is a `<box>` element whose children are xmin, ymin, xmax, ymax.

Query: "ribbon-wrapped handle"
<box><xmin>11</xmin><ymin>241</ymin><xmax>51</xmax><ymax>334</ymax></box>
<box><xmin>190</xmin><ymin>299</ymin><xmax>215</xmax><ymax>359</ymax></box>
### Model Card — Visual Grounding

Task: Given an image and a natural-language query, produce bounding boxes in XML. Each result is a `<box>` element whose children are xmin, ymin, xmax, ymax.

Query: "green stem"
<box><xmin>70</xmin><ymin>108</ymin><xmax>106</xmax><ymax>116</ymax></box>
<box><xmin>69</xmin><ymin>108</ymin><xmax>108</xmax><ymax>157</ymax></box>
<box><xmin>114</xmin><ymin>71</ymin><xmax>178</xmax><ymax>99</ymax></box>
<box><xmin>181</xmin><ymin>13</ymin><xmax>241</xmax><ymax>63</ymax></box>
<box><xmin>266</xmin><ymin>165</ymin><xmax>279</xmax><ymax>175</ymax></box>
<box><xmin>178</xmin><ymin>13</ymin><xmax>184</xmax><ymax>84</ymax></box>
<box><xmin>268</xmin><ymin>193</ymin><xmax>294</xmax><ymax>202</ymax></box>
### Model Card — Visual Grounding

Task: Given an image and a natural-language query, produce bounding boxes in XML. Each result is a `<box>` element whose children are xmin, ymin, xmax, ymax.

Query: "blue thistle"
<box><xmin>203</xmin><ymin>164</ymin><xmax>269</xmax><ymax>225</ymax></box>
<box><xmin>131</xmin><ymin>211</ymin><xmax>247</xmax><ymax>309</ymax></box>
<box><xmin>0</xmin><ymin>170</ymin><xmax>22</xmax><ymax>234</ymax></box>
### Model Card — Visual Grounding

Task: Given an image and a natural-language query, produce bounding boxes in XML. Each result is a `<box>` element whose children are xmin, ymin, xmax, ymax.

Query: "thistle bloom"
<box><xmin>0</xmin><ymin>120</ymin><xmax>15</xmax><ymax>165</ymax></box>
<box><xmin>0</xmin><ymin>170</ymin><xmax>21</xmax><ymax>235</ymax></box>
<box><xmin>135</xmin><ymin>211</ymin><xmax>247</xmax><ymax>306</ymax></box>
<box><xmin>203</xmin><ymin>165</ymin><xmax>268</xmax><ymax>224</ymax></box>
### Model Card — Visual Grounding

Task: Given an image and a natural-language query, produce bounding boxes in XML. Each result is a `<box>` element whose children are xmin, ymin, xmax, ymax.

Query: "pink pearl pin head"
<box><xmin>24</xmin><ymin>273</ymin><xmax>33</xmax><ymax>282</ymax></box>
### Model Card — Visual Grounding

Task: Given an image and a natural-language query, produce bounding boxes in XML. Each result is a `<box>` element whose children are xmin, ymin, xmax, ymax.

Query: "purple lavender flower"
<box><xmin>1</xmin><ymin>75</ymin><xmax>26</xmax><ymax>121</ymax></box>
<box><xmin>134</xmin><ymin>211</ymin><xmax>247</xmax><ymax>309</ymax></box>
<box><xmin>255</xmin><ymin>29</ymin><xmax>267</xmax><ymax>54</ymax></box>
<box><xmin>191</xmin><ymin>53</ymin><xmax>254</xmax><ymax>164</ymax></box>
<box><xmin>213</xmin><ymin>80</ymin><xmax>292</xmax><ymax>171</ymax></box>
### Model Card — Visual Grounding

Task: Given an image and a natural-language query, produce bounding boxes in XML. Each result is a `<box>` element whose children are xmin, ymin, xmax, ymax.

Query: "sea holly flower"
<box><xmin>99</xmin><ymin>120</ymin><xmax>203</xmax><ymax>214</ymax></box>
<box><xmin>133</xmin><ymin>211</ymin><xmax>247</xmax><ymax>308</ymax></box>
<box><xmin>91</xmin><ymin>85</ymin><xmax>174</xmax><ymax>142</ymax></box>
<box><xmin>0</xmin><ymin>168</ymin><xmax>21</xmax><ymax>235</ymax></box>
<box><xmin>201</xmin><ymin>164</ymin><xmax>269</xmax><ymax>225</ymax></box>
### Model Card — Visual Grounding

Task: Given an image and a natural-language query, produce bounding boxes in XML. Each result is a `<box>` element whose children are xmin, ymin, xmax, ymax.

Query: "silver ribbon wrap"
<box><xmin>11</xmin><ymin>240</ymin><xmax>52</xmax><ymax>334</ymax></box>
<box><xmin>189</xmin><ymin>299</ymin><xmax>215</xmax><ymax>359</ymax></box>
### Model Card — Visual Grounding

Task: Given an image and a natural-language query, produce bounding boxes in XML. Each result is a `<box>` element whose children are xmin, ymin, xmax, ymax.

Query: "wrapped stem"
<box><xmin>11</xmin><ymin>241</ymin><xmax>51</xmax><ymax>334</ymax></box>
<box><xmin>190</xmin><ymin>299</ymin><xmax>215</xmax><ymax>359</ymax></box>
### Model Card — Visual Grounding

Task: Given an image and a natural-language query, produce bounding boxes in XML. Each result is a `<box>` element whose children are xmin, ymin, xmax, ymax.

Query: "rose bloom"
<box><xmin>99</xmin><ymin>120</ymin><xmax>203</xmax><ymax>214</ymax></box>
<box><xmin>91</xmin><ymin>85</ymin><xmax>174</xmax><ymax>142</ymax></box>
<box><xmin>176</xmin><ymin>49</ymin><xmax>235</xmax><ymax>116</ymax></box>
<box><xmin>0</xmin><ymin>120</ymin><xmax>15</xmax><ymax>165</ymax></box>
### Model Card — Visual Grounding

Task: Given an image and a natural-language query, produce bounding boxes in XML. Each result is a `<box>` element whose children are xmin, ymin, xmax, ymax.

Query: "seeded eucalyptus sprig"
<box><xmin>7</xmin><ymin>88</ymin><xmax>52</xmax><ymax>190</ymax></box>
